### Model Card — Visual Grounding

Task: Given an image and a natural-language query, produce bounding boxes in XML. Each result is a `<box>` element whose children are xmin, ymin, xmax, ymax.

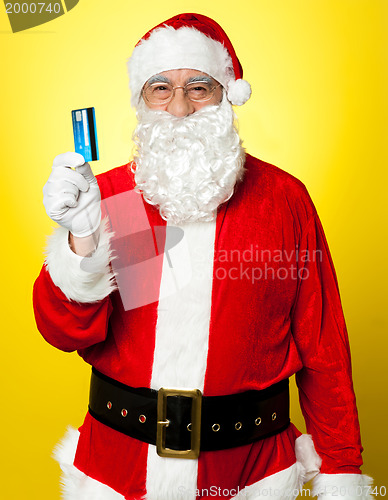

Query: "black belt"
<box><xmin>89</xmin><ymin>368</ymin><xmax>290</xmax><ymax>459</ymax></box>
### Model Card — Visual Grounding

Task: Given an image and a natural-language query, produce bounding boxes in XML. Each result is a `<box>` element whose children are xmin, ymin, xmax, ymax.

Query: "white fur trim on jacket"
<box><xmin>45</xmin><ymin>217</ymin><xmax>117</xmax><ymax>303</ymax></box>
<box><xmin>312</xmin><ymin>473</ymin><xmax>374</xmax><ymax>500</ymax></box>
<box><xmin>128</xmin><ymin>26</ymin><xmax>237</xmax><ymax>107</ymax></box>
<box><xmin>53</xmin><ymin>427</ymin><xmax>125</xmax><ymax>499</ymax></box>
<box><xmin>146</xmin><ymin>221</ymin><xmax>216</xmax><ymax>500</ymax></box>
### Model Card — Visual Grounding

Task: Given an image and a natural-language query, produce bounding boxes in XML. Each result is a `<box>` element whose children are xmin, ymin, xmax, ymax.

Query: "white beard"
<box><xmin>132</xmin><ymin>96</ymin><xmax>246</xmax><ymax>224</ymax></box>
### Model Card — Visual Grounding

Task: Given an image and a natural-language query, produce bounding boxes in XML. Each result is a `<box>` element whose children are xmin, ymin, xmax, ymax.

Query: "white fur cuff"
<box><xmin>45</xmin><ymin>218</ymin><xmax>117</xmax><ymax>303</ymax></box>
<box><xmin>312</xmin><ymin>473</ymin><xmax>374</xmax><ymax>500</ymax></box>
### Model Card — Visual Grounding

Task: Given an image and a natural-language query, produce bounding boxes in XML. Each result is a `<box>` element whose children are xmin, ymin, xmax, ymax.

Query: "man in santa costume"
<box><xmin>33</xmin><ymin>13</ymin><xmax>372</xmax><ymax>500</ymax></box>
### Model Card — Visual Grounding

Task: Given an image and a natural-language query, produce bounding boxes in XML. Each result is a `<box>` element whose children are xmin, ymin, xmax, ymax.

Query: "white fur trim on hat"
<box><xmin>45</xmin><ymin>218</ymin><xmax>117</xmax><ymax>303</ymax></box>
<box><xmin>128</xmin><ymin>26</ymin><xmax>238</xmax><ymax>107</ymax></box>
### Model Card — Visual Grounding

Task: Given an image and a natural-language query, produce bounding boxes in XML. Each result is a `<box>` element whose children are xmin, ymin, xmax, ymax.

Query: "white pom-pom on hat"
<box><xmin>128</xmin><ymin>13</ymin><xmax>252</xmax><ymax>107</ymax></box>
<box><xmin>227</xmin><ymin>79</ymin><xmax>252</xmax><ymax>106</ymax></box>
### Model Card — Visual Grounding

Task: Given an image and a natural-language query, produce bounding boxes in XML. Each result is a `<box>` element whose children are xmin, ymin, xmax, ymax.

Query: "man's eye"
<box><xmin>149</xmin><ymin>84</ymin><xmax>172</xmax><ymax>98</ymax></box>
<box><xmin>187</xmin><ymin>83</ymin><xmax>211</xmax><ymax>99</ymax></box>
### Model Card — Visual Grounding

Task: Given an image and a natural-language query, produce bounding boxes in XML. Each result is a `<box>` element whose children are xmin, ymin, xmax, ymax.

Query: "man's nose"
<box><xmin>166</xmin><ymin>88</ymin><xmax>195</xmax><ymax>117</ymax></box>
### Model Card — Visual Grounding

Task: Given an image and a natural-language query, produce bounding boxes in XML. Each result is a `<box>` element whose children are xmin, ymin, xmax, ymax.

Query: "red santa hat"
<box><xmin>128</xmin><ymin>13</ymin><xmax>252</xmax><ymax>107</ymax></box>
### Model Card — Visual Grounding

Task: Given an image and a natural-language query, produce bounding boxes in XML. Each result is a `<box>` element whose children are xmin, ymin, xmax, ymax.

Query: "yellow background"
<box><xmin>0</xmin><ymin>0</ymin><xmax>387</xmax><ymax>497</ymax></box>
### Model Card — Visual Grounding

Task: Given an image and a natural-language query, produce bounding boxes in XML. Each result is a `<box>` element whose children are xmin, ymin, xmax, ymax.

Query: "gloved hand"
<box><xmin>43</xmin><ymin>152</ymin><xmax>101</xmax><ymax>238</ymax></box>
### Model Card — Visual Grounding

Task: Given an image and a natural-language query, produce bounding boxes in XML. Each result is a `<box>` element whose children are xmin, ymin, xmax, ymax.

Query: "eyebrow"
<box><xmin>186</xmin><ymin>75</ymin><xmax>213</xmax><ymax>85</ymax></box>
<box><xmin>146</xmin><ymin>74</ymin><xmax>171</xmax><ymax>85</ymax></box>
<box><xmin>145</xmin><ymin>74</ymin><xmax>214</xmax><ymax>86</ymax></box>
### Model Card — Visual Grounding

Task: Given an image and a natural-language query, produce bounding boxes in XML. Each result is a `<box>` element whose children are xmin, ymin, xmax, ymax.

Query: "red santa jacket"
<box><xmin>33</xmin><ymin>154</ymin><xmax>366</xmax><ymax>499</ymax></box>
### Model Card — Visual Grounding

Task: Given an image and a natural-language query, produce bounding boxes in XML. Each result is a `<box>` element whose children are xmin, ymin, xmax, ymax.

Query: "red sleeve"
<box><xmin>33</xmin><ymin>264</ymin><xmax>113</xmax><ymax>352</ymax></box>
<box><xmin>291</xmin><ymin>212</ymin><xmax>363</xmax><ymax>474</ymax></box>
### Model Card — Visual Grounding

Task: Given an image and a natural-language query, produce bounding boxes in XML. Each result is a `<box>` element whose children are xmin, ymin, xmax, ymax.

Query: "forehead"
<box><xmin>149</xmin><ymin>68</ymin><xmax>213</xmax><ymax>84</ymax></box>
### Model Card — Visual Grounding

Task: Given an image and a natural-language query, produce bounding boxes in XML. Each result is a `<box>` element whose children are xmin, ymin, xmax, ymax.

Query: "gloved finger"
<box><xmin>75</xmin><ymin>162</ymin><xmax>97</xmax><ymax>185</ymax></box>
<box><xmin>62</xmin><ymin>195</ymin><xmax>79</xmax><ymax>209</ymax></box>
<box><xmin>51</xmin><ymin>166</ymin><xmax>89</xmax><ymax>192</ymax></box>
<box><xmin>52</xmin><ymin>192</ymin><xmax>80</xmax><ymax>210</ymax></box>
<box><xmin>60</xmin><ymin>181</ymin><xmax>79</xmax><ymax>199</ymax></box>
<box><xmin>52</xmin><ymin>152</ymin><xmax>85</xmax><ymax>169</ymax></box>
<box><xmin>46</xmin><ymin>197</ymin><xmax>76</xmax><ymax>218</ymax></box>
<box><xmin>43</xmin><ymin>182</ymin><xmax>79</xmax><ymax>208</ymax></box>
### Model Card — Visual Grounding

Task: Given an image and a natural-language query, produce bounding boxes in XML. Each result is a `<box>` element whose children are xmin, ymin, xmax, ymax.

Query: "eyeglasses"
<box><xmin>142</xmin><ymin>80</ymin><xmax>221</xmax><ymax>105</ymax></box>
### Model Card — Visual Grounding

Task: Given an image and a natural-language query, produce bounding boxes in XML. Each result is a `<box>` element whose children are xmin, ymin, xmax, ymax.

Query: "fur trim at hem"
<box><xmin>312</xmin><ymin>473</ymin><xmax>374</xmax><ymax>500</ymax></box>
<box><xmin>234</xmin><ymin>463</ymin><xmax>305</xmax><ymax>499</ymax></box>
<box><xmin>53</xmin><ymin>428</ymin><xmax>324</xmax><ymax>499</ymax></box>
<box><xmin>235</xmin><ymin>433</ymin><xmax>321</xmax><ymax>499</ymax></box>
<box><xmin>53</xmin><ymin>427</ymin><xmax>125</xmax><ymax>499</ymax></box>
<box><xmin>45</xmin><ymin>217</ymin><xmax>117</xmax><ymax>303</ymax></box>
<box><xmin>54</xmin><ymin>429</ymin><xmax>307</xmax><ymax>500</ymax></box>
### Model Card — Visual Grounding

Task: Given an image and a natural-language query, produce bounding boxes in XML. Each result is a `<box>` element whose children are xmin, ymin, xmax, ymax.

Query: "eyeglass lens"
<box><xmin>144</xmin><ymin>81</ymin><xmax>216</xmax><ymax>104</ymax></box>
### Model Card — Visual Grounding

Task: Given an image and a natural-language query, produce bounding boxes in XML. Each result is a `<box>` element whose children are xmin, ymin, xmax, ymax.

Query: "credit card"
<box><xmin>71</xmin><ymin>107</ymin><xmax>99</xmax><ymax>162</ymax></box>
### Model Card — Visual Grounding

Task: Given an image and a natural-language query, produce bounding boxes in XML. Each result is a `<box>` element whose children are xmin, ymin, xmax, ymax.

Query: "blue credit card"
<box><xmin>71</xmin><ymin>107</ymin><xmax>99</xmax><ymax>162</ymax></box>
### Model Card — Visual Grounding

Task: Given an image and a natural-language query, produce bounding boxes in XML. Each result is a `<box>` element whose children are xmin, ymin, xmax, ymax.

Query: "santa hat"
<box><xmin>128</xmin><ymin>13</ymin><xmax>252</xmax><ymax>107</ymax></box>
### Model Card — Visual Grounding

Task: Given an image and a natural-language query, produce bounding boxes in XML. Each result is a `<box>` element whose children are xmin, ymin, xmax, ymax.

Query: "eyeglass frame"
<box><xmin>141</xmin><ymin>77</ymin><xmax>222</xmax><ymax>105</ymax></box>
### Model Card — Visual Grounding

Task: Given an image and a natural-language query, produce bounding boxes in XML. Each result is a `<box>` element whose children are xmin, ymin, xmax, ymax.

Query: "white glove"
<box><xmin>43</xmin><ymin>152</ymin><xmax>101</xmax><ymax>238</ymax></box>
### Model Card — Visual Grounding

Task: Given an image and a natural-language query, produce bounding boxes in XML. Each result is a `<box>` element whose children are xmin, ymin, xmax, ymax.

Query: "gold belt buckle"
<box><xmin>156</xmin><ymin>387</ymin><xmax>202</xmax><ymax>459</ymax></box>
